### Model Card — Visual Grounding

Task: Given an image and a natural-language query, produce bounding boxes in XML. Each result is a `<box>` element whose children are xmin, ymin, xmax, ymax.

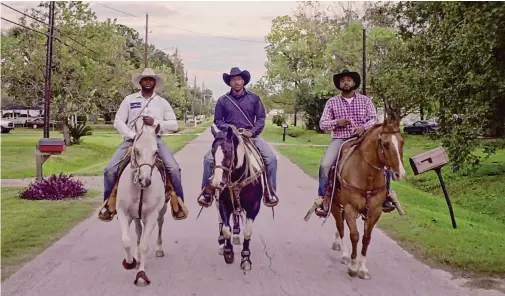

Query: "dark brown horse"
<box><xmin>328</xmin><ymin>115</ymin><xmax>406</xmax><ymax>279</ymax></box>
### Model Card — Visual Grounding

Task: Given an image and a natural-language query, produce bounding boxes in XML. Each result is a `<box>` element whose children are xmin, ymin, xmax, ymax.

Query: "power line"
<box><xmin>94</xmin><ymin>2</ymin><xmax>265</xmax><ymax>44</ymax></box>
<box><xmin>1</xmin><ymin>3</ymin><xmax>99</xmax><ymax>55</ymax></box>
<box><xmin>1</xmin><ymin>17</ymin><xmax>96</xmax><ymax>61</ymax></box>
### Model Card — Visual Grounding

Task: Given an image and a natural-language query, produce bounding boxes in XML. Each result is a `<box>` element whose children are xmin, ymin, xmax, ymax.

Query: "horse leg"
<box><xmin>358</xmin><ymin>207</ymin><xmax>382</xmax><ymax>280</ymax></box>
<box><xmin>344</xmin><ymin>206</ymin><xmax>360</xmax><ymax>277</ymax></box>
<box><xmin>330</xmin><ymin>204</ymin><xmax>344</xmax><ymax>252</ymax></box>
<box><xmin>156</xmin><ymin>203</ymin><xmax>167</xmax><ymax>257</ymax></box>
<box><xmin>219</xmin><ymin>199</ymin><xmax>234</xmax><ymax>264</ymax></box>
<box><xmin>232</xmin><ymin>213</ymin><xmax>241</xmax><ymax>245</ymax></box>
<box><xmin>118</xmin><ymin>210</ymin><xmax>137</xmax><ymax>270</ymax></box>
<box><xmin>134</xmin><ymin>219</ymin><xmax>142</xmax><ymax>267</ymax></box>
<box><xmin>134</xmin><ymin>215</ymin><xmax>157</xmax><ymax>286</ymax></box>
<box><xmin>240</xmin><ymin>218</ymin><xmax>254</xmax><ymax>271</ymax></box>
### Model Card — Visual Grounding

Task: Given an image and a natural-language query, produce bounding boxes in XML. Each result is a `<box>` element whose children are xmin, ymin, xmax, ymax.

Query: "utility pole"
<box><xmin>144</xmin><ymin>12</ymin><xmax>148</xmax><ymax>68</ymax></box>
<box><xmin>201</xmin><ymin>81</ymin><xmax>205</xmax><ymax>117</ymax></box>
<box><xmin>43</xmin><ymin>1</ymin><xmax>55</xmax><ymax>138</ymax></box>
<box><xmin>362</xmin><ymin>28</ymin><xmax>366</xmax><ymax>96</ymax></box>
<box><xmin>193</xmin><ymin>75</ymin><xmax>196</xmax><ymax>126</ymax></box>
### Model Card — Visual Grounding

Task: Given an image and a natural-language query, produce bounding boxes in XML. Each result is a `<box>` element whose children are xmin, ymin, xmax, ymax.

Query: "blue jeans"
<box><xmin>103</xmin><ymin>137</ymin><xmax>184</xmax><ymax>201</ymax></box>
<box><xmin>318</xmin><ymin>138</ymin><xmax>349</xmax><ymax>196</ymax></box>
<box><xmin>201</xmin><ymin>136</ymin><xmax>277</xmax><ymax>194</ymax></box>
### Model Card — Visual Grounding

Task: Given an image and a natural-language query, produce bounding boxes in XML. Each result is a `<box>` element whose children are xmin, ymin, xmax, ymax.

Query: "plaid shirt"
<box><xmin>319</xmin><ymin>93</ymin><xmax>378</xmax><ymax>139</ymax></box>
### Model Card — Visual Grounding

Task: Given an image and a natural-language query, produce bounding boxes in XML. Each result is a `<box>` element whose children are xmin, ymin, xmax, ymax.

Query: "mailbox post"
<box><xmin>281</xmin><ymin>123</ymin><xmax>288</xmax><ymax>142</ymax></box>
<box><xmin>409</xmin><ymin>146</ymin><xmax>457</xmax><ymax>229</ymax></box>
<box><xmin>35</xmin><ymin>138</ymin><xmax>66</xmax><ymax>181</ymax></box>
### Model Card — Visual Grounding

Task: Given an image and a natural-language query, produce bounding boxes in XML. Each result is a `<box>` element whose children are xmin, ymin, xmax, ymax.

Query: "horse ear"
<box><xmin>226</xmin><ymin>126</ymin><xmax>233</xmax><ymax>140</ymax></box>
<box><xmin>211</xmin><ymin>125</ymin><xmax>217</xmax><ymax>137</ymax></box>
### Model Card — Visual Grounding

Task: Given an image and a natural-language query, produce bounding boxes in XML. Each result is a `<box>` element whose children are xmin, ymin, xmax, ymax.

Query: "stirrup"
<box><xmin>98</xmin><ymin>200</ymin><xmax>116</xmax><ymax>222</ymax></box>
<box><xmin>197</xmin><ymin>193</ymin><xmax>213</xmax><ymax>208</ymax></box>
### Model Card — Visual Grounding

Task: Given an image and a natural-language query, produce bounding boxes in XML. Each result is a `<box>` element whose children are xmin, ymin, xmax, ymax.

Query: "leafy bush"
<box><xmin>68</xmin><ymin>122</ymin><xmax>93</xmax><ymax>144</ymax></box>
<box><xmin>20</xmin><ymin>173</ymin><xmax>87</xmax><ymax>201</ymax></box>
<box><xmin>272</xmin><ymin>114</ymin><xmax>286</xmax><ymax>126</ymax></box>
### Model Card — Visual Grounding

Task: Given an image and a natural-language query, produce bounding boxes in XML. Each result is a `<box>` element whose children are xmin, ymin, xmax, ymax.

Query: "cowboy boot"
<box><xmin>382</xmin><ymin>191</ymin><xmax>397</xmax><ymax>213</ymax></box>
<box><xmin>263</xmin><ymin>186</ymin><xmax>279</xmax><ymax>207</ymax></box>
<box><xmin>314</xmin><ymin>196</ymin><xmax>329</xmax><ymax>217</ymax></box>
<box><xmin>197</xmin><ymin>185</ymin><xmax>214</xmax><ymax>208</ymax></box>
<box><xmin>98</xmin><ymin>199</ymin><xmax>116</xmax><ymax>222</ymax></box>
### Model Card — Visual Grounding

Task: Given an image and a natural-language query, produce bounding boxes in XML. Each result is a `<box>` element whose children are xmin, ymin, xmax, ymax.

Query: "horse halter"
<box><xmin>131</xmin><ymin>122</ymin><xmax>157</xmax><ymax>186</ymax></box>
<box><xmin>213</xmin><ymin>139</ymin><xmax>236</xmax><ymax>187</ymax></box>
<box><xmin>375</xmin><ymin>128</ymin><xmax>402</xmax><ymax>170</ymax></box>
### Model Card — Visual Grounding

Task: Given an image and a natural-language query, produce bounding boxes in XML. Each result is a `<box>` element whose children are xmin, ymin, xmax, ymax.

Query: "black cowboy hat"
<box><xmin>223</xmin><ymin>67</ymin><xmax>251</xmax><ymax>86</ymax></box>
<box><xmin>333</xmin><ymin>69</ymin><xmax>361</xmax><ymax>91</ymax></box>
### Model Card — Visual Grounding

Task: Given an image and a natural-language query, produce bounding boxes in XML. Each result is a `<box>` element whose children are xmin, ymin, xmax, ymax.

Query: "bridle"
<box><xmin>130</xmin><ymin>120</ymin><xmax>157</xmax><ymax>187</ymax></box>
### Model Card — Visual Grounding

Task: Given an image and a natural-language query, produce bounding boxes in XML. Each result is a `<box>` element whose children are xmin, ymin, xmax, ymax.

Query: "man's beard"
<box><xmin>141</xmin><ymin>85</ymin><xmax>154</xmax><ymax>92</ymax></box>
<box><xmin>342</xmin><ymin>85</ymin><xmax>353</xmax><ymax>92</ymax></box>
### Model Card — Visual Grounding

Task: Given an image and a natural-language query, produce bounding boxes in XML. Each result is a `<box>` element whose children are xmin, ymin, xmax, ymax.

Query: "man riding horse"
<box><xmin>314</xmin><ymin>69</ymin><xmax>397</xmax><ymax>217</ymax></box>
<box><xmin>198</xmin><ymin>67</ymin><xmax>279</xmax><ymax>208</ymax></box>
<box><xmin>98</xmin><ymin>68</ymin><xmax>187</xmax><ymax>221</ymax></box>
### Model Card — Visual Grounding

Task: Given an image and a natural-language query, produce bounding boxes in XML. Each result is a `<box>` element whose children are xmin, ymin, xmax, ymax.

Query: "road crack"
<box><xmin>260</xmin><ymin>235</ymin><xmax>277</xmax><ymax>275</ymax></box>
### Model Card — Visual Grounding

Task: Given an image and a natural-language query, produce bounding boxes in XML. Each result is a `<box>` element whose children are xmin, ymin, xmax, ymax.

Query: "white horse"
<box><xmin>116</xmin><ymin>119</ymin><xmax>167</xmax><ymax>286</ymax></box>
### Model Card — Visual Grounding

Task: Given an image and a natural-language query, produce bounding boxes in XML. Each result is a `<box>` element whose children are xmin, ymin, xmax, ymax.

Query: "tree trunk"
<box><xmin>63</xmin><ymin>121</ymin><xmax>71</xmax><ymax>146</ymax></box>
<box><xmin>420</xmin><ymin>105</ymin><xmax>425</xmax><ymax>120</ymax></box>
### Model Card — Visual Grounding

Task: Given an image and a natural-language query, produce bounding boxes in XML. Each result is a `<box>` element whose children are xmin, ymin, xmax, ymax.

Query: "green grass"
<box><xmin>266</xmin><ymin>124</ymin><xmax>505</xmax><ymax>276</ymax></box>
<box><xmin>1</xmin><ymin>188</ymin><xmax>101</xmax><ymax>281</ymax></box>
<box><xmin>0</xmin><ymin>122</ymin><xmax>210</xmax><ymax>179</ymax></box>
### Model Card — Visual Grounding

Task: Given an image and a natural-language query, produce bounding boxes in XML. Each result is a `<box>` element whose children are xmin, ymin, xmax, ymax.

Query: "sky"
<box><xmin>1</xmin><ymin>1</ymin><xmax>365</xmax><ymax>99</ymax></box>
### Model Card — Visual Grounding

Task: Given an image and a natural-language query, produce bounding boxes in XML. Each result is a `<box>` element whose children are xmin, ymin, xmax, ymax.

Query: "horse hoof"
<box><xmin>223</xmin><ymin>249</ymin><xmax>234</xmax><ymax>264</ymax></box>
<box><xmin>134</xmin><ymin>271</ymin><xmax>151</xmax><ymax>286</ymax></box>
<box><xmin>156</xmin><ymin>250</ymin><xmax>165</xmax><ymax>257</ymax></box>
<box><xmin>348</xmin><ymin>267</ymin><xmax>358</xmax><ymax>277</ymax></box>
<box><xmin>332</xmin><ymin>241</ymin><xmax>341</xmax><ymax>251</ymax></box>
<box><xmin>240</xmin><ymin>258</ymin><xmax>252</xmax><ymax>271</ymax></box>
<box><xmin>341</xmin><ymin>256</ymin><xmax>350</xmax><ymax>265</ymax></box>
<box><xmin>232</xmin><ymin>235</ymin><xmax>241</xmax><ymax>245</ymax></box>
<box><xmin>218</xmin><ymin>244</ymin><xmax>224</xmax><ymax>255</ymax></box>
<box><xmin>358</xmin><ymin>270</ymin><xmax>371</xmax><ymax>280</ymax></box>
<box><xmin>122</xmin><ymin>258</ymin><xmax>137</xmax><ymax>270</ymax></box>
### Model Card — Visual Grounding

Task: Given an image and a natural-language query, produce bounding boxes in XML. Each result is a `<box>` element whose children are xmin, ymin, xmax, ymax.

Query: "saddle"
<box><xmin>102</xmin><ymin>146</ymin><xmax>188</xmax><ymax>221</ymax></box>
<box><xmin>321</xmin><ymin>137</ymin><xmax>363</xmax><ymax>211</ymax></box>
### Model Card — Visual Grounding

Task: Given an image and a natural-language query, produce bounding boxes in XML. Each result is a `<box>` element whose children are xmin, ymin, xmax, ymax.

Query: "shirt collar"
<box><xmin>227</xmin><ymin>88</ymin><xmax>249</xmax><ymax>99</ymax></box>
<box><xmin>136</xmin><ymin>91</ymin><xmax>157</xmax><ymax>100</ymax></box>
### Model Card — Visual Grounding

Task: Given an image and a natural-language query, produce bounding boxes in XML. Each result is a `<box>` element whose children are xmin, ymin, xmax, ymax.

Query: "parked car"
<box><xmin>403</xmin><ymin>120</ymin><xmax>439</xmax><ymax>135</ymax></box>
<box><xmin>1</xmin><ymin>119</ymin><xmax>15</xmax><ymax>133</ymax></box>
<box><xmin>24</xmin><ymin>116</ymin><xmax>55</xmax><ymax>129</ymax></box>
<box><xmin>2</xmin><ymin>112</ymin><xmax>31</xmax><ymax>126</ymax></box>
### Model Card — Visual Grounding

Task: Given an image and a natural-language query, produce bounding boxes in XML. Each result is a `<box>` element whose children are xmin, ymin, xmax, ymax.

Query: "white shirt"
<box><xmin>113</xmin><ymin>92</ymin><xmax>178</xmax><ymax>140</ymax></box>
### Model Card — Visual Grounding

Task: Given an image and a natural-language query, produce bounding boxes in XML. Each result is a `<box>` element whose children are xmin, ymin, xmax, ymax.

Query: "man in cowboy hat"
<box><xmin>197</xmin><ymin>67</ymin><xmax>279</xmax><ymax>208</ymax></box>
<box><xmin>98</xmin><ymin>68</ymin><xmax>187</xmax><ymax>221</ymax></box>
<box><xmin>312</xmin><ymin>69</ymin><xmax>396</xmax><ymax>217</ymax></box>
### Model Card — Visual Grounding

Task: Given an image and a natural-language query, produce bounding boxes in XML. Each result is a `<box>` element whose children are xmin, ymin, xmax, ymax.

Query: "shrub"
<box><xmin>272</xmin><ymin>114</ymin><xmax>286</xmax><ymax>126</ymax></box>
<box><xmin>20</xmin><ymin>173</ymin><xmax>87</xmax><ymax>201</ymax></box>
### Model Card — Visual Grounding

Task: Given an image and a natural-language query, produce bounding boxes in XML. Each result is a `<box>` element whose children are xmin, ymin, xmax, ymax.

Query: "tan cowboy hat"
<box><xmin>132</xmin><ymin>68</ymin><xmax>165</xmax><ymax>91</ymax></box>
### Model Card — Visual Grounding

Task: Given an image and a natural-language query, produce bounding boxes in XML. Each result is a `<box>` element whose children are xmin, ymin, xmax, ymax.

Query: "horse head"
<box><xmin>131</xmin><ymin>119</ymin><xmax>160</xmax><ymax>188</ymax></box>
<box><xmin>378</xmin><ymin>113</ymin><xmax>406</xmax><ymax>181</ymax></box>
<box><xmin>209</xmin><ymin>125</ymin><xmax>246</xmax><ymax>190</ymax></box>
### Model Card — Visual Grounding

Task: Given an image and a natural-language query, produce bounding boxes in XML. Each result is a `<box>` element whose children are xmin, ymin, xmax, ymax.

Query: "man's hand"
<box><xmin>142</xmin><ymin>115</ymin><xmax>155</xmax><ymax>126</ymax></box>
<box><xmin>239</xmin><ymin>128</ymin><xmax>254</xmax><ymax>138</ymax></box>
<box><xmin>354</xmin><ymin>125</ymin><xmax>365</xmax><ymax>137</ymax></box>
<box><xmin>334</xmin><ymin>118</ymin><xmax>350</xmax><ymax>127</ymax></box>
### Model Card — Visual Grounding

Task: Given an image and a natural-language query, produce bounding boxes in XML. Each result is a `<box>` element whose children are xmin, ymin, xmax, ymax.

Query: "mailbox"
<box><xmin>37</xmin><ymin>138</ymin><xmax>66</xmax><ymax>153</ymax></box>
<box><xmin>281</xmin><ymin>124</ymin><xmax>288</xmax><ymax>128</ymax></box>
<box><xmin>409</xmin><ymin>146</ymin><xmax>448</xmax><ymax>175</ymax></box>
<box><xmin>281</xmin><ymin>124</ymin><xmax>289</xmax><ymax>141</ymax></box>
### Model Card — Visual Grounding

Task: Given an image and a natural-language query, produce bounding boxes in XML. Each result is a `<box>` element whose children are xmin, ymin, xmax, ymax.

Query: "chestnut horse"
<box><xmin>325</xmin><ymin>116</ymin><xmax>405</xmax><ymax>279</ymax></box>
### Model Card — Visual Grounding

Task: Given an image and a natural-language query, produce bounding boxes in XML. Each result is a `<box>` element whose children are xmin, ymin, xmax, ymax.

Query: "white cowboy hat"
<box><xmin>131</xmin><ymin>68</ymin><xmax>165</xmax><ymax>91</ymax></box>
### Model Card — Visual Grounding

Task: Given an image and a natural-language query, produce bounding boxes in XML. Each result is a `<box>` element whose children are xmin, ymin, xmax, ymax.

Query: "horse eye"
<box><xmin>383</xmin><ymin>142</ymin><xmax>390</xmax><ymax>149</ymax></box>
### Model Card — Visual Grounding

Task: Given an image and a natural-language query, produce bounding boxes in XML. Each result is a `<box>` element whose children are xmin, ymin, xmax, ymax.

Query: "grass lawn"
<box><xmin>263</xmin><ymin>123</ymin><xmax>505</xmax><ymax>276</ymax></box>
<box><xmin>0</xmin><ymin>121</ymin><xmax>211</xmax><ymax>179</ymax></box>
<box><xmin>1</xmin><ymin>187</ymin><xmax>101</xmax><ymax>281</ymax></box>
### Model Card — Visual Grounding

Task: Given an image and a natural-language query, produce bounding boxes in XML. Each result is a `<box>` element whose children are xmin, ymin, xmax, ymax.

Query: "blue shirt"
<box><xmin>214</xmin><ymin>88</ymin><xmax>266</xmax><ymax>137</ymax></box>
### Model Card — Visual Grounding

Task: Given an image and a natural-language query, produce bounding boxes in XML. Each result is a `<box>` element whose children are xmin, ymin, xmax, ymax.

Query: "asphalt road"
<box><xmin>2</xmin><ymin>128</ymin><xmax>503</xmax><ymax>296</ymax></box>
